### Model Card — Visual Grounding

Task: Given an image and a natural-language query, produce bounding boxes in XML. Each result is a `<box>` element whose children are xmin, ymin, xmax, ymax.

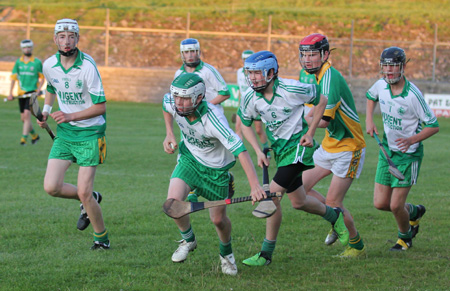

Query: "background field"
<box><xmin>0</xmin><ymin>100</ymin><xmax>449</xmax><ymax>290</ymax></box>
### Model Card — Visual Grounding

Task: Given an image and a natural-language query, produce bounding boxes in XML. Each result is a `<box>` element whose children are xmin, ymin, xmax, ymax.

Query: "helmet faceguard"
<box><xmin>299</xmin><ymin>33</ymin><xmax>330</xmax><ymax>74</ymax></box>
<box><xmin>180</xmin><ymin>38</ymin><xmax>201</xmax><ymax>68</ymax></box>
<box><xmin>380</xmin><ymin>47</ymin><xmax>406</xmax><ymax>84</ymax></box>
<box><xmin>244</xmin><ymin>51</ymin><xmax>278</xmax><ymax>93</ymax></box>
<box><xmin>54</xmin><ymin>19</ymin><xmax>80</xmax><ymax>57</ymax></box>
<box><xmin>170</xmin><ymin>73</ymin><xmax>206</xmax><ymax>117</ymax></box>
<box><xmin>20</xmin><ymin>39</ymin><xmax>33</xmax><ymax>56</ymax></box>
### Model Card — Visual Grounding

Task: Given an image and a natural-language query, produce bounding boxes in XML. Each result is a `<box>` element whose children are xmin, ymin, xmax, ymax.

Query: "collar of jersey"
<box><xmin>255</xmin><ymin>78</ymin><xmax>279</xmax><ymax>104</ymax></box>
<box><xmin>301</xmin><ymin>61</ymin><xmax>331</xmax><ymax>84</ymax></box>
<box><xmin>20</xmin><ymin>55</ymin><xmax>36</xmax><ymax>64</ymax></box>
<box><xmin>52</xmin><ymin>49</ymin><xmax>83</xmax><ymax>73</ymax></box>
<box><xmin>180</xmin><ymin>60</ymin><xmax>204</xmax><ymax>72</ymax></box>
<box><xmin>386</xmin><ymin>77</ymin><xmax>410</xmax><ymax>98</ymax></box>
<box><xmin>184</xmin><ymin>101</ymin><xmax>208</xmax><ymax>124</ymax></box>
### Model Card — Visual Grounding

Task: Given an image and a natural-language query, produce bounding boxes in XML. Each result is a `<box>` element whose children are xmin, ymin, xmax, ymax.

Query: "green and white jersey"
<box><xmin>366</xmin><ymin>78</ymin><xmax>439</xmax><ymax>154</ymax></box>
<box><xmin>43</xmin><ymin>50</ymin><xmax>106</xmax><ymax>141</ymax></box>
<box><xmin>238</xmin><ymin>77</ymin><xmax>321</xmax><ymax>156</ymax></box>
<box><xmin>163</xmin><ymin>95</ymin><xmax>246</xmax><ymax>170</ymax></box>
<box><xmin>11</xmin><ymin>56</ymin><xmax>44</xmax><ymax>95</ymax></box>
<box><xmin>299</xmin><ymin>62</ymin><xmax>366</xmax><ymax>153</ymax></box>
<box><xmin>175</xmin><ymin>61</ymin><xmax>230</xmax><ymax>111</ymax></box>
<box><xmin>237</xmin><ymin>67</ymin><xmax>248</xmax><ymax>96</ymax></box>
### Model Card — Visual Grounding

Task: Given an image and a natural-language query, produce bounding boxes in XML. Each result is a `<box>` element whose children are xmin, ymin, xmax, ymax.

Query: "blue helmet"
<box><xmin>244</xmin><ymin>51</ymin><xmax>278</xmax><ymax>92</ymax></box>
<box><xmin>180</xmin><ymin>38</ymin><xmax>201</xmax><ymax>68</ymax></box>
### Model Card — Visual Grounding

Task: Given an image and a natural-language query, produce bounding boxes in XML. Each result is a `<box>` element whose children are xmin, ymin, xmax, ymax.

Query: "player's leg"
<box><xmin>18</xmin><ymin>99</ymin><xmax>28</xmax><ymax>145</ymax></box>
<box><xmin>389</xmin><ymin>186</ymin><xmax>413</xmax><ymax>251</ymax></box>
<box><xmin>168</xmin><ymin>156</ymin><xmax>202</xmax><ymax>262</ymax></box>
<box><xmin>303</xmin><ymin>165</ymin><xmax>331</xmax><ymax>204</ymax></box>
<box><xmin>43</xmin><ymin>158</ymin><xmax>78</xmax><ymax>199</ymax></box>
<box><xmin>209</xmin><ymin>205</ymin><xmax>237</xmax><ymax>275</ymax></box>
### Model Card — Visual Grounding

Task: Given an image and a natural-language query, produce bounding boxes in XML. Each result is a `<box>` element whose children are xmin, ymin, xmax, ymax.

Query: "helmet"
<box><xmin>299</xmin><ymin>33</ymin><xmax>330</xmax><ymax>74</ymax></box>
<box><xmin>170</xmin><ymin>73</ymin><xmax>206</xmax><ymax>116</ymax></box>
<box><xmin>244</xmin><ymin>51</ymin><xmax>278</xmax><ymax>92</ymax></box>
<box><xmin>54</xmin><ymin>19</ymin><xmax>79</xmax><ymax>57</ymax></box>
<box><xmin>180</xmin><ymin>38</ymin><xmax>201</xmax><ymax>68</ymax></box>
<box><xmin>20</xmin><ymin>39</ymin><xmax>33</xmax><ymax>49</ymax></box>
<box><xmin>54</xmin><ymin>19</ymin><xmax>79</xmax><ymax>36</ymax></box>
<box><xmin>380</xmin><ymin>47</ymin><xmax>406</xmax><ymax>84</ymax></box>
<box><xmin>241</xmin><ymin>50</ymin><xmax>254</xmax><ymax>61</ymax></box>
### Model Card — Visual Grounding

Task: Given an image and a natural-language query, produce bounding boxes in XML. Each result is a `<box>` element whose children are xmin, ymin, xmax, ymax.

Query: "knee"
<box><xmin>211</xmin><ymin>215</ymin><xmax>228</xmax><ymax>229</ymax></box>
<box><xmin>291</xmin><ymin>200</ymin><xmax>306</xmax><ymax>210</ymax></box>
<box><xmin>390</xmin><ymin>203</ymin><xmax>403</xmax><ymax>214</ymax></box>
<box><xmin>325</xmin><ymin>197</ymin><xmax>341</xmax><ymax>208</ymax></box>
<box><xmin>44</xmin><ymin>183</ymin><xmax>61</xmax><ymax>197</ymax></box>
<box><xmin>374</xmin><ymin>201</ymin><xmax>390</xmax><ymax>211</ymax></box>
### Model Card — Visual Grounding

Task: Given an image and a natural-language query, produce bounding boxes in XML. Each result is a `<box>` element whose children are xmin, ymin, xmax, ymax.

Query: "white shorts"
<box><xmin>313</xmin><ymin>146</ymin><xmax>365</xmax><ymax>179</ymax></box>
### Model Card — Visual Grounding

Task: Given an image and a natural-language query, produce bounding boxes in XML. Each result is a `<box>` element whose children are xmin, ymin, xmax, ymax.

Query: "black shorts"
<box><xmin>18</xmin><ymin>97</ymin><xmax>31</xmax><ymax>113</ymax></box>
<box><xmin>272</xmin><ymin>163</ymin><xmax>308</xmax><ymax>193</ymax></box>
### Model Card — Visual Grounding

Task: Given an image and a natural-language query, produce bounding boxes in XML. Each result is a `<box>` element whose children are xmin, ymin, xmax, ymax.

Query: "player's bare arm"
<box><xmin>237</xmin><ymin>151</ymin><xmax>266</xmax><ymax>203</ymax></box>
<box><xmin>396</xmin><ymin>126</ymin><xmax>440</xmax><ymax>153</ymax></box>
<box><xmin>301</xmin><ymin>94</ymin><xmax>327</xmax><ymax>147</ymax></box>
<box><xmin>241</xmin><ymin>123</ymin><xmax>268</xmax><ymax>168</ymax></box>
<box><xmin>209</xmin><ymin>94</ymin><xmax>230</xmax><ymax>105</ymax></box>
<box><xmin>51</xmin><ymin>102</ymin><xmax>106</xmax><ymax>124</ymax></box>
<box><xmin>162</xmin><ymin>110</ymin><xmax>177</xmax><ymax>154</ymax></box>
<box><xmin>365</xmin><ymin>99</ymin><xmax>378</xmax><ymax>137</ymax></box>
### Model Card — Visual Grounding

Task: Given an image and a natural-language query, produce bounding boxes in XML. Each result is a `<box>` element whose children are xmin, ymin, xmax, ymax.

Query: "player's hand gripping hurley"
<box><xmin>252</xmin><ymin>147</ymin><xmax>278</xmax><ymax>218</ymax></box>
<box><xmin>373</xmin><ymin>132</ymin><xmax>404</xmax><ymax>180</ymax></box>
<box><xmin>163</xmin><ymin>192</ymin><xmax>282</xmax><ymax>219</ymax></box>
<box><xmin>29</xmin><ymin>92</ymin><xmax>55</xmax><ymax>140</ymax></box>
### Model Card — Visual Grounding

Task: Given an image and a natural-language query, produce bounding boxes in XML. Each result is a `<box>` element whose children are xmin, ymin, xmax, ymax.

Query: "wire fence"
<box><xmin>1</xmin><ymin>7</ymin><xmax>449</xmax><ymax>81</ymax></box>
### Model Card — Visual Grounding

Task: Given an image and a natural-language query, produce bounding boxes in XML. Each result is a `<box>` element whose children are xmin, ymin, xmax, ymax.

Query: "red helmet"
<box><xmin>299</xmin><ymin>33</ymin><xmax>330</xmax><ymax>73</ymax></box>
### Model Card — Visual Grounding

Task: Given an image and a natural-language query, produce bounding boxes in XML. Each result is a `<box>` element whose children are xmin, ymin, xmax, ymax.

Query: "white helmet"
<box><xmin>20</xmin><ymin>39</ymin><xmax>34</xmax><ymax>48</ymax></box>
<box><xmin>180</xmin><ymin>38</ymin><xmax>201</xmax><ymax>68</ymax></box>
<box><xmin>54</xmin><ymin>19</ymin><xmax>79</xmax><ymax>36</ymax></box>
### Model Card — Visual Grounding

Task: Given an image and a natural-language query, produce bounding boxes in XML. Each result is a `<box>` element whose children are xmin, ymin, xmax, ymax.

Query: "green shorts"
<box><xmin>274</xmin><ymin>140</ymin><xmax>318</xmax><ymax>169</ymax></box>
<box><xmin>49</xmin><ymin>136</ymin><xmax>107</xmax><ymax>167</ymax></box>
<box><xmin>171</xmin><ymin>154</ymin><xmax>229</xmax><ymax>201</ymax></box>
<box><xmin>375</xmin><ymin>151</ymin><xmax>421</xmax><ymax>187</ymax></box>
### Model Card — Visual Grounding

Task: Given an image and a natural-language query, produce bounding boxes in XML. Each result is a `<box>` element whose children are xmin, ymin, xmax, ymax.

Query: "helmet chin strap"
<box><xmin>58</xmin><ymin>48</ymin><xmax>78</xmax><ymax>57</ymax></box>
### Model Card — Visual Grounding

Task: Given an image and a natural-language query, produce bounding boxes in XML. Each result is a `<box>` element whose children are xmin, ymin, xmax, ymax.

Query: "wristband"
<box><xmin>43</xmin><ymin>104</ymin><xmax>52</xmax><ymax>114</ymax></box>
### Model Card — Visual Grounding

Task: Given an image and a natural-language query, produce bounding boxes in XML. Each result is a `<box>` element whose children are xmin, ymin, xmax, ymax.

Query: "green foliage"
<box><xmin>0</xmin><ymin>100</ymin><xmax>449</xmax><ymax>289</ymax></box>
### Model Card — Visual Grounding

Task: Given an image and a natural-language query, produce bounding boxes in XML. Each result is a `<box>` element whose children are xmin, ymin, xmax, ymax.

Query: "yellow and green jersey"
<box><xmin>300</xmin><ymin>62</ymin><xmax>366</xmax><ymax>153</ymax></box>
<box><xmin>11</xmin><ymin>56</ymin><xmax>43</xmax><ymax>95</ymax></box>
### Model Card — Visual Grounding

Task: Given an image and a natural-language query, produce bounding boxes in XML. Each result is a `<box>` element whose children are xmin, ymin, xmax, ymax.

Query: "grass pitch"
<box><xmin>0</xmin><ymin>100</ymin><xmax>449</xmax><ymax>290</ymax></box>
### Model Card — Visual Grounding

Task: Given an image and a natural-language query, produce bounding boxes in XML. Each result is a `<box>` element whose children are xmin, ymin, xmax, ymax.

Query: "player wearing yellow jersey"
<box><xmin>300</xmin><ymin>34</ymin><xmax>367</xmax><ymax>258</ymax></box>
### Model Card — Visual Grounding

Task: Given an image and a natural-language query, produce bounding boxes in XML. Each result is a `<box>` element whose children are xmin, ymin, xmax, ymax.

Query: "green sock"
<box><xmin>398</xmin><ymin>227</ymin><xmax>412</xmax><ymax>240</ymax></box>
<box><xmin>407</xmin><ymin>203</ymin><xmax>418</xmax><ymax>220</ymax></box>
<box><xmin>94</xmin><ymin>229</ymin><xmax>109</xmax><ymax>243</ymax></box>
<box><xmin>22</xmin><ymin>134</ymin><xmax>28</xmax><ymax>140</ymax></box>
<box><xmin>349</xmin><ymin>232</ymin><xmax>364</xmax><ymax>250</ymax></box>
<box><xmin>180</xmin><ymin>226</ymin><xmax>195</xmax><ymax>242</ymax></box>
<box><xmin>322</xmin><ymin>206</ymin><xmax>338</xmax><ymax>224</ymax></box>
<box><xmin>30</xmin><ymin>129</ymin><xmax>36</xmax><ymax>135</ymax></box>
<box><xmin>261</xmin><ymin>238</ymin><xmax>276</xmax><ymax>258</ymax></box>
<box><xmin>219</xmin><ymin>238</ymin><xmax>233</xmax><ymax>257</ymax></box>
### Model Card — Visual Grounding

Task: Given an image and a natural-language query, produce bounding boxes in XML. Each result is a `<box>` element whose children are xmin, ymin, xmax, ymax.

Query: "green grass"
<box><xmin>0</xmin><ymin>100</ymin><xmax>449</xmax><ymax>290</ymax></box>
